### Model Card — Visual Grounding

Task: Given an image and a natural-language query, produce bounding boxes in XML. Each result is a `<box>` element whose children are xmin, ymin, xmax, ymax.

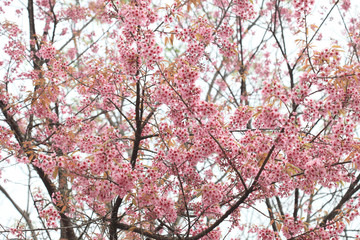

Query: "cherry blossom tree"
<box><xmin>1</xmin><ymin>0</ymin><xmax>360</xmax><ymax>239</ymax></box>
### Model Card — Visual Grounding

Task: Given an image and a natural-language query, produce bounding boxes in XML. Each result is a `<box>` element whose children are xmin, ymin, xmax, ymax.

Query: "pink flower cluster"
<box><xmin>34</xmin><ymin>191</ymin><xmax>60</xmax><ymax>228</ymax></box>
<box><xmin>36</xmin><ymin>43</ymin><xmax>57</xmax><ymax>60</ymax></box>
<box><xmin>201</xmin><ymin>183</ymin><xmax>224</xmax><ymax>207</ymax></box>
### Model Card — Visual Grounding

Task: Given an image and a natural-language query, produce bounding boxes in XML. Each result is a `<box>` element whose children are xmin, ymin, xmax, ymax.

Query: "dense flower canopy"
<box><xmin>1</xmin><ymin>0</ymin><xmax>360</xmax><ymax>239</ymax></box>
